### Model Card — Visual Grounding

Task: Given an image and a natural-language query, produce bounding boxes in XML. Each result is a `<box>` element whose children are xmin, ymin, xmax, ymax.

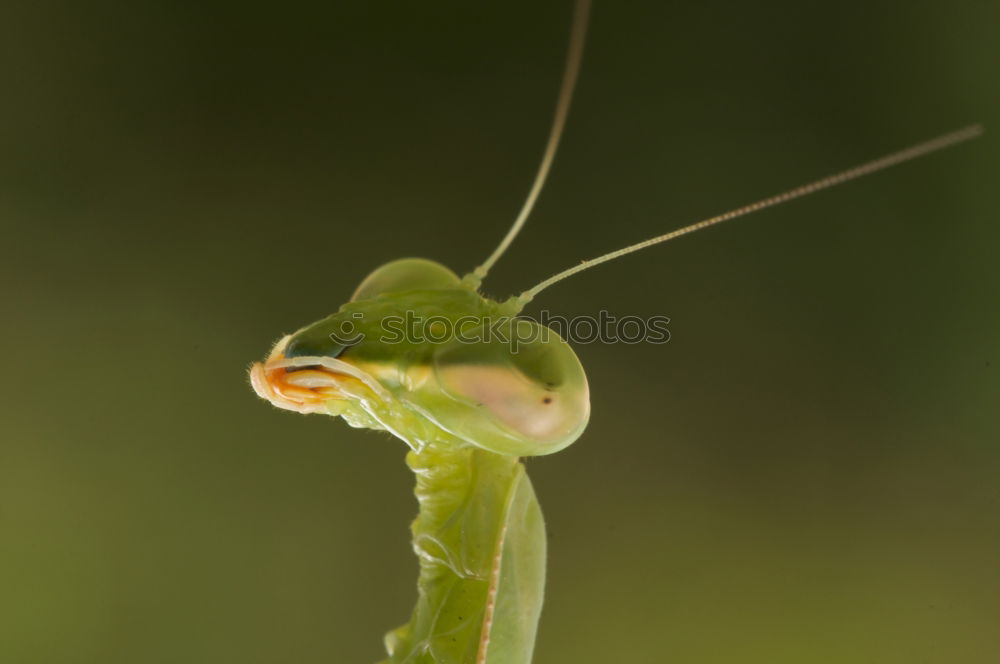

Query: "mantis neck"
<box><xmin>382</xmin><ymin>443</ymin><xmax>546</xmax><ymax>664</ymax></box>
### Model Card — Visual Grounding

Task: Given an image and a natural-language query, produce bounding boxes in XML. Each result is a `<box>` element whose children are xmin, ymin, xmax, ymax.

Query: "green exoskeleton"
<box><xmin>250</xmin><ymin>2</ymin><xmax>981</xmax><ymax>662</ymax></box>
<box><xmin>252</xmin><ymin>259</ymin><xmax>586</xmax><ymax>664</ymax></box>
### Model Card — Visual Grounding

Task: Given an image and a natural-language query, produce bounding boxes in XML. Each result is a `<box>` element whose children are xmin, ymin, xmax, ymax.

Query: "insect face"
<box><xmin>251</xmin><ymin>258</ymin><xmax>590</xmax><ymax>455</ymax></box>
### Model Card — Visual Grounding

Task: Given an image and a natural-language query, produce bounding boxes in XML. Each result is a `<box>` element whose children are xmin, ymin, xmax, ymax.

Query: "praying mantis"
<box><xmin>249</xmin><ymin>1</ymin><xmax>981</xmax><ymax>662</ymax></box>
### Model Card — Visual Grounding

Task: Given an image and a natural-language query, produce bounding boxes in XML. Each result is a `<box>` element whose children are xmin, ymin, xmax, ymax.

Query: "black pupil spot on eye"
<box><xmin>543</xmin><ymin>397</ymin><xmax>553</xmax><ymax>404</ymax></box>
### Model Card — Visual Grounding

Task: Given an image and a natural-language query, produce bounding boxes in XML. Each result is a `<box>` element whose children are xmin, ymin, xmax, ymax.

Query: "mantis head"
<box><xmin>250</xmin><ymin>258</ymin><xmax>591</xmax><ymax>456</ymax></box>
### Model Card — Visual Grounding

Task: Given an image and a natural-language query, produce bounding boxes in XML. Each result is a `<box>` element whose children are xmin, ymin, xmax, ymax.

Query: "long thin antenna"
<box><xmin>516</xmin><ymin>124</ymin><xmax>983</xmax><ymax>305</ymax></box>
<box><xmin>469</xmin><ymin>0</ymin><xmax>592</xmax><ymax>287</ymax></box>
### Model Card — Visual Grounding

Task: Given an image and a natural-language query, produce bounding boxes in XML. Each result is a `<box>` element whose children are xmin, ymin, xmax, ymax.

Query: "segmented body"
<box><xmin>384</xmin><ymin>445</ymin><xmax>544</xmax><ymax>664</ymax></box>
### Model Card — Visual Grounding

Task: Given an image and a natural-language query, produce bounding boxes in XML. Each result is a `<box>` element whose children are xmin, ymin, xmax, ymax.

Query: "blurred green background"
<box><xmin>2</xmin><ymin>1</ymin><xmax>997</xmax><ymax>662</ymax></box>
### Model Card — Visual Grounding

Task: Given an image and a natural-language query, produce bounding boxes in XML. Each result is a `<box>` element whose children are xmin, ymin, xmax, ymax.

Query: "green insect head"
<box><xmin>249</xmin><ymin>124</ymin><xmax>980</xmax><ymax>462</ymax></box>
<box><xmin>251</xmin><ymin>258</ymin><xmax>590</xmax><ymax>457</ymax></box>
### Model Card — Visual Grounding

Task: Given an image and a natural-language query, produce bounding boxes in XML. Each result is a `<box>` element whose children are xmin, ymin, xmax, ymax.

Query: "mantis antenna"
<box><xmin>470</xmin><ymin>0</ymin><xmax>592</xmax><ymax>286</ymax></box>
<box><xmin>515</xmin><ymin>123</ymin><xmax>984</xmax><ymax>305</ymax></box>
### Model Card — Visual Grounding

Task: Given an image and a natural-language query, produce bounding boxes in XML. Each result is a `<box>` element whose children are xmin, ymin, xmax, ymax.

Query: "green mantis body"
<box><xmin>390</xmin><ymin>445</ymin><xmax>543</xmax><ymax>664</ymax></box>
<box><xmin>250</xmin><ymin>3</ymin><xmax>980</xmax><ymax>662</ymax></box>
<box><xmin>251</xmin><ymin>259</ymin><xmax>588</xmax><ymax>663</ymax></box>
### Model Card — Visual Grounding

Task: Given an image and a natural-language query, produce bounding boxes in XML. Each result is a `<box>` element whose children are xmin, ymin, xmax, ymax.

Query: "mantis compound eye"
<box><xmin>283</xmin><ymin>258</ymin><xmax>464</xmax><ymax>359</ymax></box>
<box><xmin>282</xmin><ymin>324</ymin><xmax>350</xmax><ymax>359</ymax></box>
<box><xmin>429</xmin><ymin>319</ymin><xmax>590</xmax><ymax>456</ymax></box>
<box><xmin>351</xmin><ymin>258</ymin><xmax>461</xmax><ymax>302</ymax></box>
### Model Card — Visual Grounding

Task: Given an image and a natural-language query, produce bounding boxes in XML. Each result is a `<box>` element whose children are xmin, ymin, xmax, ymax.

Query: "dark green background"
<box><xmin>2</xmin><ymin>1</ymin><xmax>997</xmax><ymax>662</ymax></box>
